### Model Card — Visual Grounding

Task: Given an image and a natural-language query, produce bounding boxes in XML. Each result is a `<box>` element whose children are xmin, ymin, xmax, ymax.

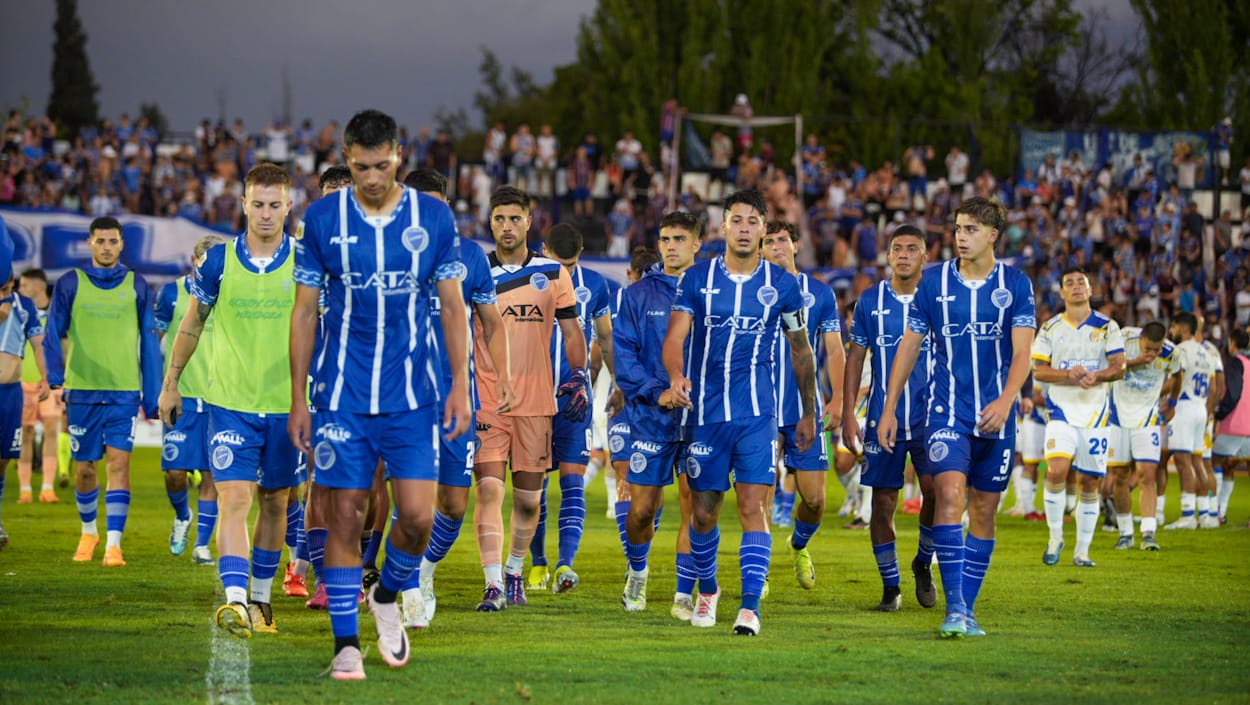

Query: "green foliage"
<box><xmin>46</xmin><ymin>0</ymin><xmax>99</xmax><ymax>139</ymax></box>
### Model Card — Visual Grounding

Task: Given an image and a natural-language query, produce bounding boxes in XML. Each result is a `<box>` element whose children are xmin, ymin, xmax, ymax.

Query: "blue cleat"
<box><xmin>939</xmin><ymin>611</ymin><xmax>967</xmax><ymax>639</ymax></box>
<box><xmin>965</xmin><ymin>614</ymin><xmax>986</xmax><ymax>637</ymax></box>
<box><xmin>1042</xmin><ymin>539</ymin><xmax>1063</xmax><ymax>566</ymax></box>
<box><xmin>476</xmin><ymin>583</ymin><xmax>507</xmax><ymax>612</ymax></box>
<box><xmin>505</xmin><ymin>573</ymin><xmax>527</xmax><ymax>606</ymax></box>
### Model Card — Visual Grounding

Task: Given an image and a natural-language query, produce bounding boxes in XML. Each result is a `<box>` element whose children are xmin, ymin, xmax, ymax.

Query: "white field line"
<box><xmin>206</xmin><ymin>588</ymin><xmax>255</xmax><ymax>705</ymax></box>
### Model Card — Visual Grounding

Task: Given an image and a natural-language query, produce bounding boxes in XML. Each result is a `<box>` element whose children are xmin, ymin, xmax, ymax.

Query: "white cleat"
<box><xmin>621</xmin><ymin>568</ymin><xmax>648</xmax><ymax>612</ymax></box>
<box><xmin>367</xmin><ymin>586</ymin><xmax>409</xmax><ymax>668</ymax></box>
<box><xmin>690</xmin><ymin>590</ymin><xmax>720</xmax><ymax>628</ymax></box>
<box><xmin>732</xmin><ymin>608</ymin><xmax>760</xmax><ymax>636</ymax></box>
<box><xmin>671</xmin><ymin>595</ymin><xmax>694</xmax><ymax>621</ymax></box>
<box><xmin>328</xmin><ymin>646</ymin><xmax>366</xmax><ymax>681</ymax></box>
<box><xmin>1164</xmin><ymin>516</ymin><xmax>1198</xmax><ymax>530</ymax></box>
<box><xmin>419</xmin><ymin>570</ymin><xmax>437</xmax><ymax>624</ymax></box>
<box><xmin>1199</xmin><ymin>516</ymin><xmax>1221</xmax><ymax>529</ymax></box>
<box><xmin>401</xmin><ymin>587</ymin><xmax>428</xmax><ymax>630</ymax></box>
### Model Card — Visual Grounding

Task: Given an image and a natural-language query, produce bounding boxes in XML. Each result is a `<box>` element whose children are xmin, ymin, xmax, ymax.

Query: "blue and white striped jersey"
<box><xmin>427</xmin><ymin>242</ymin><xmax>496</xmax><ymax>409</ymax></box>
<box><xmin>774</xmin><ymin>272</ymin><xmax>840</xmax><ymax>427</ymax></box>
<box><xmin>551</xmin><ymin>264</ymin><xmax>611</xmax><ymax>385</ymax></box>
<box><xmin>295</xmin><ymin>186</ymin><xmax>461</xmax><ymax>415</ymax></box>
<box><xmin>850</xmin><ymin>280</ymin><xmax>931</xmax><ymax>441</ymax></box>
<box><xmin>672</xmin><ymin>256</ymin><xmax>803</xmax><ymax>425</ymax></box>
<box><xmin>907</xmin><ymin>260</ymin><xmax>1036</xmax><ymax>438</ymax></box>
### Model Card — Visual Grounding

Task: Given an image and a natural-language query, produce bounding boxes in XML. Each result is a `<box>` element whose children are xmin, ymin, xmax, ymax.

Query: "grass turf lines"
<box><xmin>1</xmin><ymin>448</ymin><xmax>1247</xmax><ymax>705</ymax></box>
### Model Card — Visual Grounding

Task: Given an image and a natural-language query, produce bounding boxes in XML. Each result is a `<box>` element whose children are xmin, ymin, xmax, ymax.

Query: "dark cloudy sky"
<box><xmin>2</xmin><ymin>0</ymin><xmax>1139</xmax><ymax>136</ymax></box>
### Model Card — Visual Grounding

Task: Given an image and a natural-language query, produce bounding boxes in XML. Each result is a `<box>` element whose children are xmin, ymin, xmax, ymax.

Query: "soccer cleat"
<box><xmin>419</xmin><ymin>570</ymin><xmax>437</xmax><ymax>623</ymax></box>
<box><xmin>760</xmin><ymin>578</ymin><xmax>770</xmax><ymax>601</ymax></box>
<box><xmin>505</xmin><ymin>572</ymin><xmax>528</xmax><ymax>606</ymax></box>
<box><xmin>1114</xmin><ymin>535</ymin><xmax>1134</xmax><ymax>550</ymax></box>
<box><xmin>102</xmin><ymin>546</ymin><xmax>126</xmax><ymax>567</ymax></box>
<box><xmin>17</xmin><ymin>490</ymin><xmax>32</xmax><ymax>504</ymax></box>
<box><xmin>1140</xmin><ymin>534</ymin><xmax>1161</xmax><ymax>551</ymax></box>
<box><xmin>621</xmin><ymin>569</ymin><xmax>648</xmax><ymax>612</ymax></box>
<box><xmin>671</xmin><ymin>595</ymin><xmax>694</xmax><ymax>622</ymax></box>
<box><xmin>215</xmin><ymin>602</ymin><xmax>252</xmax><ymax>639</ymax></box>
<box><xmin>306</xmin><ymin>582</ymin><xmax>329</xmax><ymax>610</ymax></box>
<box><xmin>476</xmin><ymin>583</ymin><xmax>507</xmax><ymax>612</ymax></box>
<box><xmin>169</xmin><ymin>518</ymin><xmax>191</xmax><ymax>556</ymax></box>
<box><xmin>368</xmin><ymin>586</ymin><xmax>409</xmax><ymax>668</ymax></box>
<box><xmin>526</xmin><ymin>565</ymin><xmax>551</xmax><ymax>591</ymax></box>
<box><xmin>188</xmin><ymin>470</ymin><xmax>202</xmax><ymax>489</ymax></box>
<box><xmin>790</xmin><ymin>536</ymin><xmax>815</xmax><ymax>589</ymax></box>
<box><xmin>843</xmin><ymin>517</ymin><xmax>868</xmax><ymax>530</ymax></box>
<box><xmin>912</xmin><ymin>557</ymin><xmax>937</xmax><ymax>609</ymax></box>
<box><xmin>964</xmin><ymin>614</ymin><xmax>987</xmax><ymax>637</ymax></box>
<box><xmin>56</xmin><ymin>468</ymin><xmax>70</xmax><ymax>489</ymax></box>
<box><xmin>72</xmin><ymin>534</ymin><xmax>99</xmax><ymax>562</ymax></box>
<box><xmin>1199</xmin><ymin>516</ymin><xmax>1220</xmax><ymax>529</ymax></box>
<box><xmin>1042</xmin><ymin>539</ymin><xmax>1063</xmax><ymax>566</ymax></box>
<box><xmin>1003</xmin><ymin>507</ymin><xmax>1025</xmax><ymax>517</ymax></box>
<box><xmin>1155</xmin><ymin>509</ymin><xmax>1166</xmax><ymax>526</ymax></box>
<box><xmin>39</xmin><ymin>489</ymin><xmax>59</xmax><ymax>504</ymax></box>
<box><xmin>876</xmin><ymin>586</ymin><xmax>902</xmax><ymax>612</ymax></box>
<box><xmin>361</xmin><ymin>567</ymin><xmax>381</xmax><ymax>592</ymax></box>
<box><xmin>1072</xmin><ymin>555</ymin><xmax>1096</xmax><ymax>568</ymax></box>
<box><xmin>939</xmin><ymin>611</ymin><xmax>967</xmax><ymax>638</ymax></box>
<box><xmin>284</xmin><ymin>563</ymin><xmax>309</xmax><ymax>597</ymax></box>
<box><xmin>247</xmin><ymin>601</ymin><xmax>278</xmax><ymax>633</ymax></box>
<box><xmin>192</xmin><ymin>546</ymin><xmax>214</xmax><ymax>566</ymax></box>
<box><xmin>690</xmin><ymin>590</ymin><xmax>720</xmax><ymax>628</ymax></box>
<box><xmin>732</xmin><ymin>608</ymin><xmax>760</xmax><ymax>636</ymax></box>
<box><xmin>900</xmin><ymin>498</ymin><xmax>922</xmax><ymax>515</ymax></box>
<box><xmin>328</xmin><ymin>646</ymin><xmax>366</xmax><ymax>681</ymax></box>
<box><xmin>837</xmin><ymin>496</ymin><xmax>855</xmax><ymax>517</ymax></box>
<box><xmin>1023</xmin><ymin>510</ymin><xmax>1045</xmax><ymax>522</ymax></box>
<box><xmin>774</xmin><ymin>513</ymin><xmax>793</xmax><ymax>529</ymax></box>
<box><xmin>553</xmin><ymin>565</ymin><xmax>579</xmax><ymax>594</ymax></box>
<box><xmin>1164</xmin><ymin>516</ymin><xmax>1198</xmax><ymax>530</ymax></box>
<box><xmin>400</xmin><ymin>588</ymin><xmax>427</xmax><ymax>630</ymax></box>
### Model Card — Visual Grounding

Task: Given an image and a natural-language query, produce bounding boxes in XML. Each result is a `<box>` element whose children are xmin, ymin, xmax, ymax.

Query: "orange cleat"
<box><xmin>72</xmin><ymin>534</ymin><xmax>99</xmax><ymax>561</ymax></box>
<box><xmin>102</xmin><ymin>545</ymin><xmax>126</xmax><ymax>567</ymax></box>
<box><xmin>39</xmin><ymin>489</ymin><xmax>59</xmax><ymax>504</ymax></box>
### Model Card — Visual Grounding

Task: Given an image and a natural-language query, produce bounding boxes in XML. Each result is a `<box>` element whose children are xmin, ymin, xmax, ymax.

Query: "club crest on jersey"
<box><xmin>686</xmin><ymin>456</ymin><xmax>702</xmax><ymax>478</ymax></box>
<box><xmin>609</xmin><ymin>434</ymin><xmax>625</xmax><ymax>453</ymax></box>
<box><xmin>402</xmin><ymin>226</ymin><xmax>430</xmax><ymax>253</ymax></box>
<box><xmin>929</xmin><ymin>441</ymin><xmax>949</xmax><ymax>463</ymax></box>
<box><xmin>575</xmin><ymin>286</ymin><xmax>592</xmax><ymax>305</ymax></box>
<box><xmin>315</xmin><ymin>441</ymin><xmax>336</xmax><ymax>469</ymax></box>
<box><xmin>991</xmin><ymin>287</ymin><xmax>1013</xmax><ymax>309</ymax></box>
<box><xmin>802</xmin><ymin>291</ymin><xmax>816</xmax><ymax>308</ymax></box>
<box><xmin>162</xmin><ymin>443</ymin><xmax>179</xmax><ymax>462</ymax></box>
<box><xmin>530</xmin><ymin>273</ymin><xmax>549</xmax><ymax>291</ymax></box>
<box><xmin>212</xmin><ymin>446</ymin><xmax>234</xmax><ymax>470</ymax></box>
<box><xmin>629</xmin><ymin>452</ymin><xmax>647</xmax><ymax>473</ymax></box>
<box><xmin>757</xmin><ymin>286</ymin><xmax>778</xmax><ymax>307</ymax></box>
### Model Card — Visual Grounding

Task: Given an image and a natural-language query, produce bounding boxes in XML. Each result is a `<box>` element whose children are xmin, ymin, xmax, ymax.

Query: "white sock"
<box><xmin>604</xmin><ymin>465</ymin><xmax>618</xmax><ymax>507</ymax></box>
<box><xmin>1180</xmin><ymin>492</ymin><xmax>1196</xmax><ymax>517</ymax></box>
<box><xmin>40</xmin><ymin>481</ymin><xmax>52</xmax><ymax>491</ymax></box>
<box><xmin>1044</xmin><ymin>488</ymin><xmax>1066</xmax><ymax>543</ymax></box>
<box><xmin>903</xmin><ymin>482</ymin><xmax>917</xmax><ymax>501</ymax></box>
<box><xmin>1022</xmin><ymin>479</ymin><xmax>1037</xmax><ymax>512</ymax></box>
<box><xmin>250</xmin><ymin>577</ymin><xmax>273</xmax><ymax>603</ymax></box>
<box><xmin>292</xmin><ymin>558</ymin><xmax>309</xmax><ymax>576</ymax></box>
<box><xmin>585</xmin><ymin>457</ymin><xmax>602</xmax><ymax>486</ymax></box>
<box><xmin>1141</xmin><ymin>516</ymin><xmax>1158</xmax><ymax>535</ymax></box>
<box><xmin>420</xmin><ymin>556</ymin><xmax>438</xmax><ymax>580</ymax></box>
<box><xmin>225</xmin><ymin>586</ymin><xmax>248</xmax><ymax>605</ymax></box>
<box><xmin>1196</xmin><ymin>495</ymin><xmax>1211</xmax><ymax>518</ymax></box>
<box><xmin>1074</xmin><ymin>499</ymin><xmax>1099</xmax><ymax>556</ymax></box>
<box><xmin>1116</xmin><ymin>513</ymin><xmax>1134</xmax><ymax>537</ymax></box>
<box><xmin>484</xmin><ymin>563</ymin><xmax>503</xmax><ymax>586</ymax></box>
<box><xmin>1011</xmin><ymin>472</ymin><xmax>1029</xmax><ymax>510</ymax></box>
<box><xmin>504</xmin><ymin>553</ymin><xmax>525</xmax><ymax>576</ymax></box>
<box><xmin>82</xmin><ymin>521</ymin><xmax>98</xmax><ymax>536</ymax></box>
<box><xmin>858</xmin><ymin>484</ymin><xmax>872</xmax><ymax>522</ymax></box>
<box><xmin>106</xmin><ymin>529</ymin><xmax>122</xmax><ymax>549</ymax></box>
<box><xmin>1065</xmin><ymin>491</ymin><xmax>1078</xmax><ymax>514</ymax></box>
<box><xmin>1218</xmin><ymin>477</ymin><xmax>1235</xmax><ymax>518</ymax></box>
<box><xmin>1155</xmin><ymin>495</ymin><xmax>1167</xmax><ymax>517</ymax></box>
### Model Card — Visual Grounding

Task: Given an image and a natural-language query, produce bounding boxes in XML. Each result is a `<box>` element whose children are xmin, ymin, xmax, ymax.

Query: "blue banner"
<box><xmin>1018</xmin><ymin>127</ymin><xmax>1214</xmax><ymax>188</ymax></box>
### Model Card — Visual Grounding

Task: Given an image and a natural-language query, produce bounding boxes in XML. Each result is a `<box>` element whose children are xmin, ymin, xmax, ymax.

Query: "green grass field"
<box><xmin>1</xmin><ymin>448</ymin><xmax>1248</xmax><ymax>705</ymax></box>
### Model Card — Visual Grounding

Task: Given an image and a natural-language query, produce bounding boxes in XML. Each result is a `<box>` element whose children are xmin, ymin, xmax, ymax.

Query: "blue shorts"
<box><xmin>162</xmin><ymin>399</ymin><xmax>210</xmax><ymax>471</ymax></box>
<box><xmin>861</xmin><ymin>434</ymin><xmax>931</xmax><ymax>489</ymax></box>
<box><xmin>925</xmin><ymin>427</ymin><xmax>1014</xmax><ymax>493</ymax></box>
<box><xmin>684</xmin><ymin>417</ymin><xmax>778</xmax><ymax>492</ymax></box>
<box><xmin>625</xmin><ymin>437</ymin><xmax>685</xmax><ymax>488</ymax></box>
<box><xmin>779</xmin><ymin>421</ymin><xmax>829</xmax><ymax>472</ymax></box>
<box><xmin>67</xmin><ymin>402</ymin><xmax>136</xmax><ymax>461</ymax></box>
<box><xmin>572</xmin><ymin>187</ymin><xmax>591</xmax><ymax>201</ymax></box>
<box><xmin>438</xmin><ymin>415</ymin><xmax>477</xmax><ymax>489</ymax></box>
<box><xmin>552</xmin><ymin>406</ymin><xmax>593</xmax><ymax>467</ymax></box>
<box><xmin>607</xmin><ymin>415</ymin><xmax>631</xmax><ymax>465</ymax></box>
<box><xmin>312</xmin><ymin>407</ymin><xmax>438</xmax><ymax>490</ymax></box>
<box><xmin>208</xmin><ymin>406</ymin><xmax>304</xmax><ymax>490</ymax></box>
<box><xmin>0</xmin><ymin>382</ymin><xmax>22</xmax><ymax>459</ymax></box>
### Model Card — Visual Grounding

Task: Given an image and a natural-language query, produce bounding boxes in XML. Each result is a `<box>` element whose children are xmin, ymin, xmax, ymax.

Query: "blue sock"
<box><xmin>614</xmin><ymin>500</ymin><xmax>631</xmax><ymax>554</ymax></box>
<box><xmin>104</xmin><ymin>489</ymin><xmax>130</xmax><ymax>535</ymax></box>
<box><xmin>675</xmin><ymin>552</ymin><xmax>697</xmax><ymax>595</ymax></box>
<box><xmin>307</xmin><ymin>528</ymin><xmax>328</xmax><ymax>579</ymax></box>
<box><xmin>556</xmin><ymin>474</ymin><xmax>585</xmax><ymax>569</ymax></box>
<box><xmin>689</xmin><ymin>524</ymin><xmax>720</xmax><ymax>596</ymax></box>
<box><xmin>916</xmin><ymin>523</ymin><xmax>935</xmax><ymax>565</ymax></box>
<box><xmin>962</xmin><ymin>533</ymin><xmax>995</xmax><ymax>614</ymax></box>
<box><xmin>377</xmin><ymin>537</ymin><xmax>420</xmax><ymax>602</ymax></box>
<box><xmin>362</xmin><ymin>530</ymin><xmax>383</xmax><ymax>569</ymax></box>
<box><xmin>323</xmin><ymin>566</ymin><xmax>363</xmax><ymax>638</ymax></box>
<box><xmin>195</xmin><ymin>499</ymin><xmax>217</xmax><ymax>548</ymax></box>
<box><xmin>873</xmin><ymin>541</ymin><xmax>900</xmax><ymax>588</ymax></box>
<box><xmin>779</xmin><ymin>490</ymin><xmax>797</xmax><ymax>517</ymax></box>
<box><xmin>790</xmin><ymin>518</ymin><xmax>820</xmax><ymax>549</ymax></box>
<box><xmin>251</xmin><ymin>547</ymin><xmax>281</xmax><ymax>582</ymax></box>
<box><xmin>167</xmin><ymin>487</ymin><xmax>190</xmax><ymax>522</ymax></box>
<box><xmin>423</xmin><ymin>510</ymin><xmax>464</xmax><ymax>564</ymax></box>
<box><xmin>76</xmin><ymin>487</ymin><xmax>99</xmax><ymax>527</ymax></box>
<box><xmin>219</xmin><ymin>554</ymin><xmax>250</xmax><ymax>595</ymax></box>
<box><xmin>739</xmin><ymin>531</ymin><xmax>771</xmax><ymax>613</ymax></box>
<box><xmin>625</xmin><ymin>539</ymin><xmax>651</xmax><ymax>573</ymax></box>
<box><xmin>653</xmin><ymin>505</ymin><xmax>664</xmax><ymax>532</ymax></box>
<box><xmin>285</xmin><ymin>501</ymin><xmax>304</xmax><ymax>561</ymax></box>
<box><xmin>531</xmin><ymin>477</ymin><xmax>549</xmax><ymax>566</ymax></box>
<box><xmin>933</xmin><ymin>524</ymin><xmax>966</xmax><ymax>615</ymax></box>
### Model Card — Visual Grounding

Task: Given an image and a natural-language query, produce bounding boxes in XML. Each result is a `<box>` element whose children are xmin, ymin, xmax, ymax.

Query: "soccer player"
<box><xmin>1194</xmin><ymin>320</ymin><xmax>1224</xmax><ymax>527</ymax></box>
<box><xmin>616</xmin><ymin>212</ymin><xmax>701</xmax><ymax>616</ymax></box>
<box><xmin>1163</xmin><ymin>312</ymin><xmax>1219</xmax><ymax>530</ymax></box>
<box><xmin>154</xmin><ymin>236</ymin><xmax>227</xmax><ymax>563</ymax></box>
<box><xmin>527</xmin><ymin>223</ymin><xmax>614</xmax><ymax>593</ymax></box>
<box><xmin>0</xmin><ymin>274</ymin><xmax>49</xmax><ymax>538</ymax></box>
<box><xmin>44</xmin><ymin>217</ymin><xmax>162</xmax><ymax>567</ymax></box>
<box><xmin>398</xmin><ymin>167</ymin><xmax>514</xmax><ymax>630</ymax></box>
<box><xmin>760</xmin><ymin>220</ymin><xmax>844</xmax><ymax>590</ymax></box>
<box><xmin>1033</xmin><ymin>268</ymin><xmax>1126</xmax><ymax>567</ymax></box>
<box><xmin>878</xmin><ymin>197</ymin><xmax>1035</xmax><ymax>639</ymax></box>
<box><xmin>662</xmin><ymin>190</ymin><xmax>818</xmax><ymax>636</ymax></box>
<box><xmin>160</xmin><ymin>163</ymin><xmax>304</xmax><ymax>637</ymax></box>
<box><xmin>1212</xmin><ymin>329</ymin><xmax>1250</xmax><ymax>524</ymax></box>
<box><xmin>290</xmin><ymin>110</ymin><xmax>470</xmax><ymax>679</ymax></box>
<box><xmin>15</xmin><ymin>269</ymin><xmax>61</xmax><ymax>504</ymax></box>
<box><xmin>471</xmin><ymin>186</ymin><xmax>588</xmax><ymax>611</ymax></box>
<box><xmin>1107</xmin><ymin>321</ymin><xmax>1178</xmax><ymax>550</ymax></box>
<box><xmin>1005</xmin><ymin>379</ymin><xmax>1047</xmax><ymax>521</ymax></box>
<box><xmin>843</xmin><ymin>224</ymin><xmax>938</xmax><ymax>611</ymax></box>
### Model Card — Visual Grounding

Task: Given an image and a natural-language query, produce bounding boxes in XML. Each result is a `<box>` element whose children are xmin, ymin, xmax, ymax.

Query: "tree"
<box><xmin>47</xmin><ymin>0</ymin><xmax>100</xmax><ymax>138</ymax></box>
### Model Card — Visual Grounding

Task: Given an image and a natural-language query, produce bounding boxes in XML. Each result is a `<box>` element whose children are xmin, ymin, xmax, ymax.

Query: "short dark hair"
<box><xmin>1061</xmin><ymin>266</ymin><xmax>1089</xmax><ymax>281</ymax></box>
<box><xmin>19</xmin><ymin>268</ymin><xmax>47</xmax><ymax>285</ymax></box>
<box><xmin>629</xmin><ymin>246</ymin><xmax>661</xmax><ymax>274</ymax></box>
<box><xmin>89</xmin><ymin>216</ymin><xmax>121</xmax><ymax>235</ymax></box>
<box><xmin>404</xmin><ymin>167</ymin><xmax>447</xmax><ymax>197</ymax></box>
<box><xmin>889</xmin><ymin>224</ymin><xmax>925</xmax><ymax>244</ymax></box>
<box><xmin>1172</xmin><ymin>312</ymin><xmax>1198</xmax><ymax>335</ymax></box>
<box><xmin>659</xmin><ymin>211</ymin><xmax>700</xmax><ymax>236</ymax></box>
<box><xmin>722</xmin><ymin>189</ymin><xmax>767</xmax><ymax>219</ymax></box>
<box><xmin>1141</xmin><ymin>321</ymin><xmax>1167</xmax><ymax>342</ymax></box>
<box><xmin>342</xmin><ymin>109</ymin><xmax>398</xmax><ymax>150</ymax></box>
<box><xmin>245</xmin><ymin>162</ymin><xmax>290</xmax><ymax>189</ymax></box>
<box><xmin>1230</xmin><ymin>328</ymin><xmax>1249</xmax><ymax>352</ymax></box>
<box><xmin>318</xmin><ymin>165</ymin><xmax>352</xmax><ymax>192</ymax></box>
<box><xmin>546</xmin><ymin>223</ymin><xmax>583</xmax><ymax>259</ymax></box>
<box><xmin>954</xmin><ymin>196</ymin><xmax>1006</xmax><ymax>233</ymax></box>
<box><xmin>766</xmin><ymin>220</ymin><xmax>798</xmax><ymax>242</ymax></box>
<box><xmin>490</xmin><ymin>185</ymin><xmax>529</xmax><ymax>214</ymax></box>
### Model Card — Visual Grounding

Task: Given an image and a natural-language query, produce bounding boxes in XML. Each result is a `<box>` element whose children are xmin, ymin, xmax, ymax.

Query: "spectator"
<box><xmin>534</xmin><ymin>124</ymin><xmax>558</xmax><ymax>199</ymax></box>
<box><xmin>606</xmin><ymin>198</ymin><xmax>633</xmax><ymax>258</ymax></box>
<box><xmin>510</xmin><ymin>123</ymin><xmax>535</xmax><ymax>192</ymax></box>
<box><xmin>428</xmin><ymin>129</ymin><xmax>456</xmax><ymax>182</ymax></box>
